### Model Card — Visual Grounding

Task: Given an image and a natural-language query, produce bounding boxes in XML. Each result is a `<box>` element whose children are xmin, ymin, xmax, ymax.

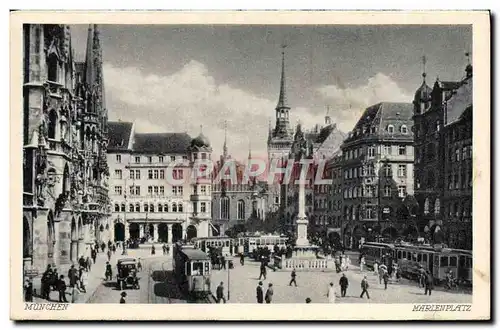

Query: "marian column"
<box><xmin>295</xmin><ymin>169</ymin><xmax>310</xmax><ymax>247</ymax></box>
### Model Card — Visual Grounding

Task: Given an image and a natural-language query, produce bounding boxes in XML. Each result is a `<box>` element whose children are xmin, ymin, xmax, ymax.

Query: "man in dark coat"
<box><xmin>57</xmin><ymin>275</ymin><xmax>68</xmax><ymax>303</ymax></box>
<box><xmin>68</xmin><ymin>265</ymin><xmax>78</xmax><ymax>289</ymax></box>
<box><xmin>339</xmin><ymin>273</ymin><xmax>349</xmax><ymax>297</ymax></box>
<box><xmin>360</xmin><ymin>275</ymin><xmax>370</xmax><ymax>299</ymax></box>
<box><xmin>41</xmin><ymin>265</ymin><xmax>52</xmax><ymax>299</ymax></box>
<box><xmin>265</xmin><ymin>283</ymin><xmax>274</xmax><ymax>303</ymax></box>
<box><xmin>256</xmin><ymin>281</ymin><xmax>264</xmax><ymax>303</ymax></box>
<box><xmin>24</xmin><ymin>278</ymin><xmax>33</xmax><ymax>302</ymax></box>
<box><xmin>91</xmin><ymin>249</ymin><xmax>97</xmax><ymax>264</ymax></box>
<box><xmin>240</xmin><ymin>253</ymin><xmax>245</xmax><ymax>266</ymax></box>
<box><xmin>258</xmin><ymin>262</ymin><xmax>267</xmax><ymax>280</ymax></box>
<box><xmin>216</xmin><ymin>281</ymin><xmax>226</xmax><ymax>303</ymax></box>
<box><xmin>289</xmin><ymin>269</ymin><xmax>297</xmax><ymax>287</ymax></box>
<box><xmin>424</xmin><ymin>272</ymin><xmax>434</xmax><ymax>296</ymax></box>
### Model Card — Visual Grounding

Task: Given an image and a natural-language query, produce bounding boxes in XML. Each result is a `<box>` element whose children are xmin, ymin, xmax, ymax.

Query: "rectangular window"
<box><xmin>148</xmin><ymin>186</ymin><xmax>153</xmax><ymax>196</ymax></box>
<box><xmin>383</xmin><ymin>164</ymin><xmax>392</xmax><ymax>176</ymax></box>
<box><xmin>398</xmin><ymin>185</ymin><xmax>407</xmax><ymax>198</ymax></box>
<box><xmin>366</xmin><ymin>206</ymin><xmax>373</xmax><ymax>219</ymax></box>
<box><xmin>366</xmin><ymin>164</ymin><xmax>374</xmax><ymax>176</ymax></box>
<box><xmin>398</xmin><ymin>145</ymin><xmax>406</xmax><ymax>155</ymax></box>
<box><xmin>178</xmin><ymin>186</ymin><xmax>183</xmax><ymax>195</ymax></box>
<box><xmin>153</xmin><ymin>186</ymin><xmax>159</xmax><ymax>195</ymax></box>
<box><xmin>154</xmin><ymin>170</ymin><xmax>159</xmax><ymax>179</ymax></box>
<box><xmin>368</xmin><ymin>146</ymin><xmax>375</xmax><ymax>158</ymax></box>
<box><xmin>148</xmin><ymin>170</ymin><xmax>153</xmax><ymax>179</ymax></box>
<box><xmin>170</xmin><ymin>156</ymin><xmax>176</xmax><ymax>162</ymax></box>
<box><xmin>159</xmin><ymin>186</ymin><xmax>165</xmax><ymax>195</ymax></box>
<box><xmin>440</xmin><ymin>256</ymin><xmax>449</xmax><ymax>267</ymax></box>
<box><xmin>384</xmin><ymin>186</ymin><xmax>391</xmax><ymax>197</ymax></box>
<box><xmin>159</xmin><ymin>156</ymin><xmax>164</xmax><ymax>163</ymax></box>
<box><xmin>398</xmin><ymin>164</ymin><xmax>407</xmax><ymax>177</ymax></box>
<box><xmin>116</xmin><ymin>155</ymin><xmax>121</xmax><ymax>163</ymax></box>
<box><xmin>462</xmin><ymin>146</ymin><xmax>467</xmax><ymax>160</ymax></box>
<box><xmin>455</xmin><ymin>149</ymin><xmax>460</xmax><ymax>162</ymax></box>
<box><xmin>201</xmin><ymin>202</ymin><xmax>206</xmax><ymax>213</ymax></box>
<box><xmin>148</xmin><ymin>156</ymin><xmax>152</xmax><ymax>163</ymax></box>
<box><xmin>172</xmin><ymin>186</ymin><xmax>178</xmax><ymax>195</ymax></box>
<box><xmin>183</xmin><ymin>155</ymin><xmax>188</xmax><ymax>160</ymax></box>
<box><xmin>129</xmin><ymin>170</ymin><xmax>135</xmax><ymax>180</ymax></box>
<box><xmin>201</xmin><ymin>186</ymin><xmax>206</xmax><ymax>194</ymax></box>
<box><xmin>135</xmin><ymin>186</ymin><xmax>140</xmax><ymax>196</ymax></box>
<box><xmin>114</xmin><ymin>186</ymin><xmax>122</xmax><ymax>195</ymax></box>
<box><xmin>115</xmin><ymin>169</ymin><xmax>122</xmax><ymax>179</ymax></box>
<box><xmin>135</xmin><ymin>170</ymin><xmax>141</xmax><ymax>179</ymax></box>
<box><xmin>384</xmin><ymin>145</ymin><xmax>392</xmax><ymax>155</ymax></box>
<box><xmin>159</xmin><ymin>170</ymin><xmax>165</xmax><ymax>179</ymax></box>
<box><xmin>365</xmin><ymin>185</ymin><xmax>373</xmax><ymax>197</ymax></box>
<box><xmin>135</xmin><ymin>156</ymin><xmax>140</xmax><ymax>163</ymax></box>
<box><xmin>129</xmin><ymin>186</ymin><xmax>135</xmax><ymax>196</ymax></box>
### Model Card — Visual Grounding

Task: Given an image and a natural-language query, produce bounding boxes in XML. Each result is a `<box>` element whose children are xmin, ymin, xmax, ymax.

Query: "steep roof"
<box><xmin>108</xmin><ymin>121</ymin><xmax>133</xmax><ymax>151</ymax></box>
<box><xmin>132</xmin><ymin>133</ymin><xmax>192</xmax><ymax>154</ymax></box>
<box><xmin>445</xmin><ymin>77</ymin><xmax>472</xmax><ymax>126</ymax></box>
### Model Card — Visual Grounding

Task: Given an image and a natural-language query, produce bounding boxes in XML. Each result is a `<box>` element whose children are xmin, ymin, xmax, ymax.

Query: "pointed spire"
<box><xmin>421</xmin><ymin>55</ymin><xmax>427</xmax><ymax>83</ymax></box>
<box><xmin>248</xmin><ymin>139</ymin><xmax>252</xmax><ymax>160</ymax></box>
<box><xmin>276</xmin><ymin>44</ymin><xmax>289</xmax><ymax>110</ymax></box>
<box><xmin>223</xmin><ymin>120</ymin><xmax>228</xmax><ymax>159</ymax></box>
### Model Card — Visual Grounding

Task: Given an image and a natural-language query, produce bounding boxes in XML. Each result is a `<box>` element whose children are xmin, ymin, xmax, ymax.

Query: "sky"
<box><xmin>70</xmin><ymin>24</ymin><xmax>471</xmax><ymax>161</ymax></box>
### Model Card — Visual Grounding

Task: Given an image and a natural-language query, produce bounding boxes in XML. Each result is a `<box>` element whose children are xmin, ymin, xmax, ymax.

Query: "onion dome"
<box><xmin>191</xmin><ymin>132</ymin><xmax>211</xmax><ymax>148</ymax></box>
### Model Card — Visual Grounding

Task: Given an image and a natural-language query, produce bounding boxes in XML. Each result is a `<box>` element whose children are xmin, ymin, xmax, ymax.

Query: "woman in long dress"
<box><xmin>373</xmin><ymin>261</ymin><xmax>379</xmax><ymax>276</ymax></box>
<box><xmin>326</xmin><ymin>283</ymin><xmax>336</xmax><ymax>303</ymax></box>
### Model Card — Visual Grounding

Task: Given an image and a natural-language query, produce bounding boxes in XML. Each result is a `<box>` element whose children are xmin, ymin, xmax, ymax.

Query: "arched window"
<box><xmin>387</xmin><ymin>125</ymin><xmax>395</xmax><ymax>134</ymax></box>
<box><xmin>144</xmin><ymin>204</ymin><xmax>149</xmax><ymax>212</ymax></box>
<box><xmin>172</xmin><ymin>203</ymin><xmax>177</xmax><ymax>212</ymax></box>
<box><xmin>135</xmin><ymin>203</ymin><xmax>140</xmax><ymax>212</ymax></box>
<box><xmin>434</xmin><ymin>198</ymin><xmax>441</xmax><ymax>214</ymax></box>
<box><xmin>47</xmin><ymin>54</ymin><xmax>58</xmax><ymax>82</ymax></box>
<box><xmin>221</xmin><ymin>196</ymin><xmax>230</xmax><ymax>219</ymax></box>
<box><xmin>150</xmin><ymin>204</ymin><xmax>154</xmax><ymax>212</ymax></box>
<box><xmin>121</xmin><ymin>203</ymin><xmax>125</xmax><ymax>212</ymax></box>
<box><xmin>129</xmin><ymin>204</ymin><xmax>134</xmax><ymax>212</ymax></box>
<box><xmin>48</xmin><ymin>110</ymin><xmax>57</xmax><ymax>139</ymax></box>
<box><xmin>164</xmin><ymin>204</ymin><xmax>169</xmax><ymax>212</ymax></box>
<box><xmin>114</xmin><ymin>203</ymin><xmax>119</xmax><ymax>212</ymax></box>
<box><xmin>158</xmin><ymin>204</ymin><xmax>163</xmax><ymax>212</ymax></box>
<box><xmin>401</xmin><ymin>125</ymin><xmax>408</xmax><ymax>134</ymax></box>
<box><xmin>424</xmin><ymin>198</ymin><xmax>430</xmax><ymax>215</ymax></box>
<box><xmin>178</xmin><ymin>203</ymin><xmax>183</xmax><ymax>212</ymax></box>
<box><xmin>237</xmin><ymin>200</ymin><xmax>245</xmax><ymax>220</ymax></box>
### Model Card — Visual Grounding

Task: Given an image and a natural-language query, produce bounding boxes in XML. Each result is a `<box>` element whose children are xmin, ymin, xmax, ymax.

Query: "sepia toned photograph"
<box><xmin>10</xmin><ymin>11</ymin><xmax>490</xmax><ymax>320</ymax></box>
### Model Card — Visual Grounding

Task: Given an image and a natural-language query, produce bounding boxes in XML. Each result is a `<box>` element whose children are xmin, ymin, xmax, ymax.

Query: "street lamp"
<box><xmin>227</xmin><ymin>261</ymin><xmax>230</xmax><ymax>301</ymax></box>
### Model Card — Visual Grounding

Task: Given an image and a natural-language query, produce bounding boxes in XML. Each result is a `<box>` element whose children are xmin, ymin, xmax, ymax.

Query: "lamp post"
<box><xmin>227</xmin><ymin>261</ymin><xmax>230</xmax><ymax>301</ymax></box>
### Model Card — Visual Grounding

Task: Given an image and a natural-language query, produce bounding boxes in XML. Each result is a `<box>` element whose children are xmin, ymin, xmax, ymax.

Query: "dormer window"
<box><xmin>387</xmin><ymin>125</ymin><xmax>395</xmax><ymax>134</ymax></box>
<box><xmin>401</xmin><ymin>125</ymin><xmax>408</xmax><ymax>134</ymax></box>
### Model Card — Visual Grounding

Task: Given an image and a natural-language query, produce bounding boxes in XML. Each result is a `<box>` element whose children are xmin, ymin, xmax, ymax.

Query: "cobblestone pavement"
<box><xmin>210</xmin><ymin>257</ymin><xmax>473</xmax><ymax>304</ymax></box>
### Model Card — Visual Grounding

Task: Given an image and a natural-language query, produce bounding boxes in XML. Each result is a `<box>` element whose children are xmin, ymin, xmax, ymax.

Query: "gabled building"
<box><xmin>340</xmin><ymin>102</ymin><xmax>415</xmax><ymax>248</ymax></box>
<box><xmin>106</xmin><ymin>122</ymin><xmax>213</xmax><ymax>243</ymax></box>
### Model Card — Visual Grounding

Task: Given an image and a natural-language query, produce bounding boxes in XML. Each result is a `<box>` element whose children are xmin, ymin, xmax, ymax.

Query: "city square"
<box><xmin>21</xmin><ymin>23</ymin><xmax>474</xmax><ymax>307</ymax></box>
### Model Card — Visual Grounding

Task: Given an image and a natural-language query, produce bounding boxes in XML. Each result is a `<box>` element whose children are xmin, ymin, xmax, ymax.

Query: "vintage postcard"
<box><xmin>10</xmin><ymin>10</ymin><xmax>490</xmax><ymax>320</ymax></box>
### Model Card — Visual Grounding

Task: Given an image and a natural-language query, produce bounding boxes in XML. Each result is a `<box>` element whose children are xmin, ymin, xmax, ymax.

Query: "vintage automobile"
<box><xmin>116</xmin><ymin>258</ymin><xmax>140</xmax><ymax>290</ymax></box>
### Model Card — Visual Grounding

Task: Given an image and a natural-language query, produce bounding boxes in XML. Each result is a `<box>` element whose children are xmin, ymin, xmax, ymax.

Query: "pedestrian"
<box><xmin>360</xmin><ymin>256</ymin><xmax>366</xmax><ymax>272</ymax></box>
<box><xmin>258</xmin><ymin>262</ymin><xmax>267</xmax><ymax>280</ymax></box>
<box><xmin>91</xmin><ymin>249</ymin><xmax>97</xmax><ymax>264</ymax></box>
<box><xmin>256</xmin><ymin>281</ymin><xmax>264</xmax><ymax>303</ymax></box>
<box><xmin>339</xmin><ymin>273</ymin><xmax>349</xmax><ymax>297</ymax></box>
<box><xmin>105</xmin><ymin>261</ymin><xmax>112</xmax><ymax>281</ymax></box>
<box><xmin>265</xmin><ymin>283</ymin><xmax>273</xmax><ymax>304</ymax></box>
<box><xmin>107</xmin><ymin>249</ymin><xmax>112</xmax><ymax>262</ymax></box>
<box><xmin>68</xmin><ymin>265</ymin><xmax>79</xmax><ymax>290</ymax></box>
<box><xmin>424</xmin><ymin>272</ymin><xmax>434</xmax><ymax>296</ymax></box>
<box><xmin>289</xmin><ymin>268</ymin><xmax>298</xmax><ymax>287</ymax></box>
<box><xmin>24</xmin><ymin>278</ymin><xmax>33</xmax><ymax>302</ymax></box>
<box><xmin>379</xmin><ymin>268</ymin><xmax>385</xmax><ymax>284</ymax></box>
<box><xmin>112</xmin><ymin>244</ymin><xmax>116</xmax><ymax>254</ymax></box>
<box><xmin>346</xmin><ymin>255</ymin><xmax>351</xmax><ymax>271</ymax></box>
<box><xmin>151</xmin><ymin>245</ymin><xmax>156</xmax><ymax>255</ymax></box>
<box><xmin>221</xmin><ymin>255</ymin><xmax>226</xmax><ymax>270</ymax></box>
<box><xmin>326</xmin><ymin>282</ymin><xmax>336</xmax><ymax>303</ymax></box>
<box><xmin>240</xmin><ymin>253</ymin><xmax>245</xmax><ymax>266</ymax></box>
<box><xmin>57</xmin><ymin>275</ymin><xmax>68</xmax><ymax>303</ymax></box>
<box><xmin>216</xmin><ymin>281</ymin><xmax>226</xmax><ymax>303</ymax></box>
<box><xmin>78</xmin><ymin>255</ymin><xmax>86</xmax><ymax>269</ymax></box>
<box><xmin>41</xmin><ymin>265</ymin><xmax>52</xmax><ymax>299</ymax></box>
<box><xmin>80</xmin><ymin>267</ymin><xmax>88</xmax><ymax>293</ymax></box>
<box><xmin>120</xmin><ymin>291</ymin><xmax>127</xmax><ymax>304</ymax></box>
<box><xmin>101</xmin><ymin>242</ymin><xmax>106</xmax><ymax>252</ymax></box>
<box><xmin>360</xmin><ymin>275</ymin><xmax>370</xmax><ymax>299</ymax></box>
<box><xmin>373</xmin><ymin>261</ymin><xmax>379</xmax><ymax>276</ymax></box>
<box><xmin>70</xmin><ymin>284</ymin><xmax>80</xmax><ymax>303</ymax></box>
<box><xmin>163</xmin><ymin>244</ymin><xmax>167</xmax><ymax>255</ymax></box>
<box><xmin>305</xmin><ymin>297</ymin><xmax>311</xmax><ymax>304</ymax></box>
<box><xmin>137</xmin><ymin>258</ymin><xmax>143</xmax><ymax>271</ymax></box>
<box><xmin>383</xmin><ymin>271</ymin><xmax>389</xmax><ymax>290</ymax></box>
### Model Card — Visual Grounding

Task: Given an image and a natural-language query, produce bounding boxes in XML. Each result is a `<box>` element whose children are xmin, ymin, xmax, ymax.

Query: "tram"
<box><xmin>172</xmin><ymin>243</ymin><xmax>212</xmax><ymax>300</ymax></box>
<box><xmin>361</xmin><ymin>241</ymin><xmax>473</xmax><ymax>285</ymax></box>
<box><xmin>360</xmin><ymin>242</ymin><xmax>396</xmax><ymax>268</ymax></box>
<box><xmin>237</xmin><ymin>234</ymin><xmax>288</xmax><ymax>257</ymax></box>
<box><xmin>192</xmin><ymin>236</ymin><xmax>235</xmax><ymax>256</ymax></box>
